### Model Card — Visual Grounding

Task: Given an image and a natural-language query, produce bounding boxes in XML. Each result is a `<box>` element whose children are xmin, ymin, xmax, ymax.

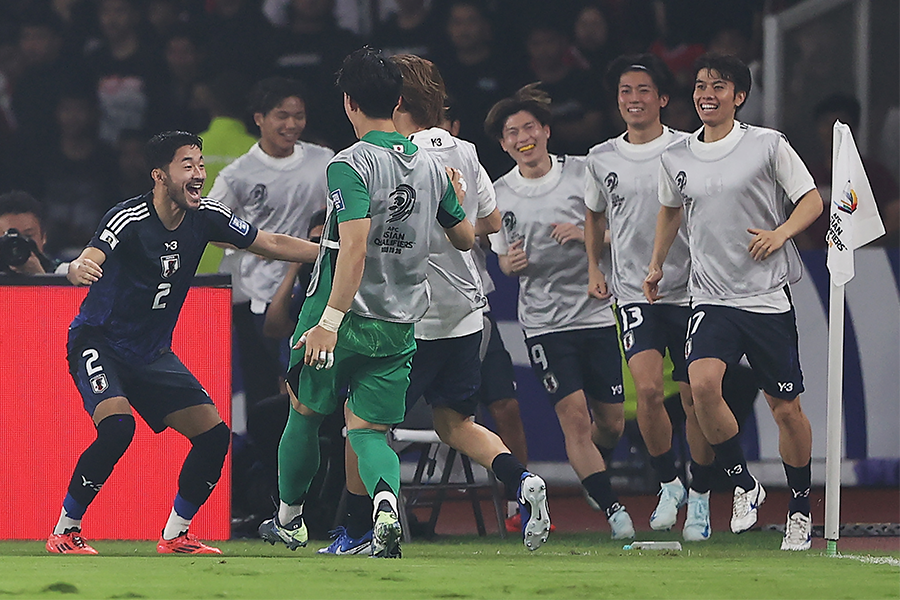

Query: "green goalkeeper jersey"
<box><xmin>295</xmin><ymin>130</ymin><xmax>465</xmax><ymax>358</ymax></box>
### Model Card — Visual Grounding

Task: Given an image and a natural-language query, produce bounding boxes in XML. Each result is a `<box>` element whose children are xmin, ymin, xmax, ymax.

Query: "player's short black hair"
<box><xmin>0</xmin><ymin>190</ymin><xmax>45</xmax><ymax>224</ymax></box>
<box><xmin>335</xmin><ymin>46</ymin><xmax>403</xmax><ymax>120</ymax></box>
<box><xmin>248</xmin><ymin>76</ymin><xmax>307</xmax><ymax>117</ymax></box>
<box><xmin>145</xmin><ymin>131</ymin><xmax>202</xmax><ymax>170</ymax></box>
<box><xmin>484</xmin><ymin>83</ymin><xmax>553</xmax><ymax>141</ymax></box>
<box><xmin>605</xmin><ymin>53</ymin><xmax>675</xmax><ymax>100</ymax></box>
<box><xmin>814</xmin><ymin>94</ymin><xmax>860</xmax><ymax>129</ymax></box>
<box><xmin>693</xmin><ymin>53</ymin><xmax>752</xmax><ymax>99</ymax></box>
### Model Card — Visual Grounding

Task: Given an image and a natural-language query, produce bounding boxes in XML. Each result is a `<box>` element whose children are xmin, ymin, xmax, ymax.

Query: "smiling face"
<box><xmin>158</xmin><ymin>144</ymin><xmax>205</xmax><ymax>210</ymax></box>
<box><xmin>617</xmin><ymin>69</ymin><xmax>667</xmax><ymax>130</ymax></box>
<box><xmin>255</xmin><ymin>96</ymin><xmax>306</xmax><ymax>158</ymax></box>
<box><xmin>693</xmin><ymin>68</ymin><xmax>745</xmax><ymax>128</ymax></box>
<box><xmin>499</xmin><ymin>110</ymin><xmax>550</xmax><ymax>169</ymax></box>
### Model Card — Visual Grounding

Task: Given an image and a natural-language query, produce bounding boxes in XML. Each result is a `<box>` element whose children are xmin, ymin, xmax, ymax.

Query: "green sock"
<box><xmin>277</xmin><ymin>408</ymin><xmax>325</xmax><ymax>505</ymax></box>
<box><xmin>347</xmin><ymin>428</ymin><xmax>400</xmax><ymax>497</ymax></box>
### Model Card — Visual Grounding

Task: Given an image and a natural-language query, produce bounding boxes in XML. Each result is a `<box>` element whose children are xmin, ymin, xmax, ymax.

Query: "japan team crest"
<box><xmin>623</xmin><ymin>330</ymin><xmax>635</xmax><ymax>352</ymax></box>
<box><xmin>542</xmin><ymin>372</ymin><xmax>559</xmax><ymax>394</ymax></box>
<box><xmin>160</xmin><ymin>253</ymin><xmax>180</xmax><ymax>278</ymax></box>
<box><xmin>90</xmin><ymin>373</ymin><xmax>109</xmax><ymax>394</ymax></box>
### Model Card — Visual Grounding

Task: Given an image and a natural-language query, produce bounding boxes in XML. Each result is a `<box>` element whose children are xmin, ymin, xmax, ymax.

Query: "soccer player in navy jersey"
<box><xmin>46</xmin><ymin>131</ymin><xmax>320</xmax><ymax>555</ymax></box>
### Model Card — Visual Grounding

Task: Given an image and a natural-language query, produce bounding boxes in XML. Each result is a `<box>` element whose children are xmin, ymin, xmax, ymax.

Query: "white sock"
<box><xmin>507</xmin><ymin>501</ymin><xmax>518</xmax><ymax>518</ymax></box>
<box><xmin>278</xmin><ymin>501</ymin><xmax>303</xmax><ymax>526</ymax></box>
<box><xmin>372</xmin><ymin>490</ymin><xmax>398</xmax><ymax>520</ymax></box>
<box><xmin>162</xmin><ymin>508</ymin><xmax>191</xmax><ymax>541</ymax></box>
<box><xmin>54</xmin><ymin>507</ymin><xmax>82</xmax><ymax>535</ymax></box>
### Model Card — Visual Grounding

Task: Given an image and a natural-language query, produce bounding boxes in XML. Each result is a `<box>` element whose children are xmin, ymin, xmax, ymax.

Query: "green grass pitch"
<box><xmin>2</xmin><ymin>532</ymin><xmax>897</xmax><ymax>599</ymax></box>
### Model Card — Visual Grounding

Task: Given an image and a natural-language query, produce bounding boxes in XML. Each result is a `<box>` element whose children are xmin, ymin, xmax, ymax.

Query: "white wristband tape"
<box><xmin>318</xmin><ymin>305</ymin><xmax>345</xmax><ymax>333</ymax></box>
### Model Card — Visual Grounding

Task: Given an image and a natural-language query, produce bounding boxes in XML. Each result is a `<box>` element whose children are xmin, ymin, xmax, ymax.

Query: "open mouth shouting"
<box><xmin>185</xmin><ymin>179</ymin><xmax>204</xmax><ymax>203</ymax></box>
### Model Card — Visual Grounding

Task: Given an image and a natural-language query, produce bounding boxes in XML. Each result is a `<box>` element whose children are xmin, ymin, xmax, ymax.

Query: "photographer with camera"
<box><xmin>0</xmin><ymin>191</ymin><xmax>63</xmax><ymax>275</ymax></box>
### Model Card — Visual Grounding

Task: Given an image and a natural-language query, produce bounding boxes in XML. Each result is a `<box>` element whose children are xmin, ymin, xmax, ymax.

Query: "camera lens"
<box><xmin>0</xmin><ymin>229</ymin><xmax>34</xmax><ymax>268</ymax></box>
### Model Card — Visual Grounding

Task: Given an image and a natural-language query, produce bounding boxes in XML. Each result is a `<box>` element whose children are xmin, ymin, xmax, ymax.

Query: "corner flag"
<box><xmin>823</xmin><ymin>121</ymin><xmax>885</xmax><ymax>556</ymax></box>
<box><xmin>825</xmin><ymin>121</ymin><xmax>885</xmax><ymax>285</ymax></box>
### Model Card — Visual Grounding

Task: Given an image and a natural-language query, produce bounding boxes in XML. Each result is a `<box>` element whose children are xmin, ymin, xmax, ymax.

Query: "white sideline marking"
<box><xmin>832</xmin><ymin>553</ymin><xmax>900</xmax><ymax>567</ymax></box>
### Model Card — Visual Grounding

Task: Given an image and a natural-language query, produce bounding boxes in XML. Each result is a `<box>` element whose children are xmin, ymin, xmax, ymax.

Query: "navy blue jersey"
<box><xmin>70</xmin><ymin>193</ymin><xmax>258</xmax><ymax>363</ymax></box>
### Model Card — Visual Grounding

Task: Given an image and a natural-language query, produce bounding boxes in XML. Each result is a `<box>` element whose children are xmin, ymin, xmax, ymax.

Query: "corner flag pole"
<box><xmin>824</xmin><ymin>121</ymin><xmax>885</xmax><ymax>557</ymax></box>
<box><xmin>825</xmin><ymin>281</ymin><xmax>844</xmax><ymax>556</ymax></box>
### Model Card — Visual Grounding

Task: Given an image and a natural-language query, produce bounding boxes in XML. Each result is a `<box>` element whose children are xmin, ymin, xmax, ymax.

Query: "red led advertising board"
<box><xmin>0</xmin><ymin>278</ymin><xmax>231</xmax><ymax>540</ymax></box>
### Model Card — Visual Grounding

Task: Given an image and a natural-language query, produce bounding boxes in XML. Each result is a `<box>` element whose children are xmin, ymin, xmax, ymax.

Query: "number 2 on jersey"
<box><xmin>152</xmin><ymin>282</ymin><xmax>171</xmax><ymax>310</ymax></box>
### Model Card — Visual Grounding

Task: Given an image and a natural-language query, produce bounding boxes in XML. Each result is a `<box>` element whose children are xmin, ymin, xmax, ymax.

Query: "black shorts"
<box><xmin>67</xmin><ymin>328</ymin><xmax>213</xmax><ymax>433</ymax></box>
<box><xmin>473</xmin><ymin>313</ymin><xmax>517</xmax><ymax>406</ymax></box>
<box><xmin>524</xmin><ymin>326</ymin><xmax>625</xmax><ymax>405</ymax></box>
<box><xmin>405</xmin><ymin>331</ymin><xmax>482</xmax><ymax>417</ymax></box>
<box><xmin>617</xmin><ymin>302</ymin><xmax>691</xmax><ymax>383</ymax></box>
<box><xmin>685</xmin><ymin>304</ymin><xmax>805</xmax><ymax>399</ymax></box>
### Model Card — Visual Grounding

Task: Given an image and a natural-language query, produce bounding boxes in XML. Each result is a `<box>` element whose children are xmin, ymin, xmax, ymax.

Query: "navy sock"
<box><xmin>689</xmin><ymin>461</ymin><xmax>715</xmax><ymax>494</ymax></box>
<box><xmin>66</xmin><ymin>414</ymin><xmax>135</xmax><ymax>512</ymax></box>
<box><xmin>491</xmin><ymin>453</ymin><xmax>527</xmax><ymax>496</ymax></box>
<box><xmin>648</xmin><ymin>449</ymin><xmax>679</xmax><ymax>485</ymax></box>
<box><xmin>582</xmin><ymin>471</ymin><xmax>620</xmax><ymax>517</ymax></box>
<box><xmin>784</xmin><ymin>461</ymin><xmax>811</xmax><ymax>515</ymax></box>
<box><xmin>346</xmin><ymin>491</ymin><xmax>374</xmax><ymax>539</ymax></box>
<box><xmin>711</xmin><ymin>434</ymin><xmax>755</xmax><ymax>491</ymax></box>
<box><xmin>177</xmin><ymin>422</ymin><xmax>230</xmax><ymax>510</ymax></box>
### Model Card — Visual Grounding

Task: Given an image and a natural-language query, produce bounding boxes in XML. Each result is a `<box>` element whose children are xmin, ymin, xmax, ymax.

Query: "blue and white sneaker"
<box><xmin>780</xmin><ymin>512</ymin><xmax>811</xmax><ymax>551</ymax></box>
<box><xmin>258</xmin><ymin>514</ymin><xmax>308</xmax><ymax>550</ymax></box>
<box><xmin>517</xmin><ymin>472</ymin><xmax>550</xmax><ymax>551</ymax></box>
<box><xmin>731</xmin><ymin>477</ymin><xmax>766</xmax><ymax>533</ymax></box>
<box><xmin>607</xmin><ymin>504</ymin><xmax>635</xmax><ymax>540</ymax></box>
<box><xmin>683</xmin><ymin>490</ymin><xmax>711</xmax><ymax>541</ymax></box>
<box><xmin>650</xmin><ymin>479</ymin><xmax>687</xmax><ymax>531</ymax></box>
<box><xmin>317</xmin><ymin>527</ymin><xmax>373</xmax><ymax>555</ymax></box>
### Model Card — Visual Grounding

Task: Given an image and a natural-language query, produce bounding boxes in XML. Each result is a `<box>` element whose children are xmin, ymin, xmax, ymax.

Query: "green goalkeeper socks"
<box><xmin>347</xmin><ymin>428</ymin><xmax>400</xmax><ymax>497</ymax></box>
<box><xmin>277</xmin><ymin>407</ymin><xmax>325</xmax><ymax>506</ymax></box>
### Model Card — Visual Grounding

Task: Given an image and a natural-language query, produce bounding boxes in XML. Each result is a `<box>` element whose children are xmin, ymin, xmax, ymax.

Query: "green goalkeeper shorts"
<box><xmin>287</xmin><ymin>345</ymin><xmax>414</xmax><ymax>425</ymax></box>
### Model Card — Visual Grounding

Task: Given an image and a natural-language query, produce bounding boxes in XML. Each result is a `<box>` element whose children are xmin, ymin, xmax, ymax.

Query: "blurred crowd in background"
<box><xmin>0</xmin><ymin>0</ymin><xmax>896</xmax><ymax>260</ymax></box>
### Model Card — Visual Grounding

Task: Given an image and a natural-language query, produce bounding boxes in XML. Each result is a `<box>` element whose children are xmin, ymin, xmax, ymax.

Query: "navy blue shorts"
<box><xmin>67</xmin><ymin>328</ymin><xmax>213</xmax><ymax>433</ymax></box>
<box><xmin>525</xmin><ymin>326</ymin><xmax>624</xmax><ymax>405</ymax></box>
<box><xmin>617</xmin><ymin>302</ymin><xmax>691</xmax><ymax>383</ymax></box>
<box><xmin>685</xmin><ymin>304</ymin><xmax>805</xmax><ymax>399</ymax></box>
<box><xmin>473</xmin><ymin>313</ymin><xmax>517</xmax><ymax>406</ymax></box>
<box><xmin>405</xmin><ymin>331</ymin><xmax>483</xmax><ymax>417</ymax></box>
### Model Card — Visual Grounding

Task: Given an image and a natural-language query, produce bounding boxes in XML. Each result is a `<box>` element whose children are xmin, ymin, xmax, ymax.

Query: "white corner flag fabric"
<box><xmin>825</xmin><ymin>121</ymin><xmax>885</xmax><ymax>285</ymax></box>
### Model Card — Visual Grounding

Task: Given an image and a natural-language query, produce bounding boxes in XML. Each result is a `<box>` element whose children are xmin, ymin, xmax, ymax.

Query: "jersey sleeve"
<box><xmin>658</xmin><ymin>163</ymin><xmax>683</xmax><ymax>208</ymax></box>
<box><xmin>201</xmin><ymin>199</ymin><xmax>258</xmax><ymax>248</ymax></box>
<box><xmin>88</xmin><ymin>204</ymin><xmax>132</xmax><ymax>256</ymax></box>
<box><xmin>327</xmin><ymin>161</ymin><xmax>370</xmax><ymax>222</ymax></box>
<box><xmin>474</xmin><ymin>164</ymin><xmax>498</xmax><ymax>218</ymax></box>
<box><xmin>584</xmin><ymin>162</ymin><xmax>606</xmax><ymax>213</ymax></box>
<box><xmin>437</xmin><ymin>174</ymin><xmax>466</xmax><ymax>228</ymax></box>
<box><xmin>775</xmin><ymin>137</ymin><xmax>817</xmax><ymax>204</ymax></box>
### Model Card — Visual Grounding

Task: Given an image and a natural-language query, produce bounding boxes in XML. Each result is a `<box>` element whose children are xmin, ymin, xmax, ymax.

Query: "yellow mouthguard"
<box><xmin>518</xmin><ymin>144</ymin><xmax>536</xmax><ymax>152</ymax></box>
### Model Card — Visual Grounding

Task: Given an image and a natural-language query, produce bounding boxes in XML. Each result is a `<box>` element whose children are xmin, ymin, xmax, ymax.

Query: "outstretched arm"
<box><xmin>248</xmin><ymin>230</ymin><xmax>319</xmax><ymax>263</ymax></box>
